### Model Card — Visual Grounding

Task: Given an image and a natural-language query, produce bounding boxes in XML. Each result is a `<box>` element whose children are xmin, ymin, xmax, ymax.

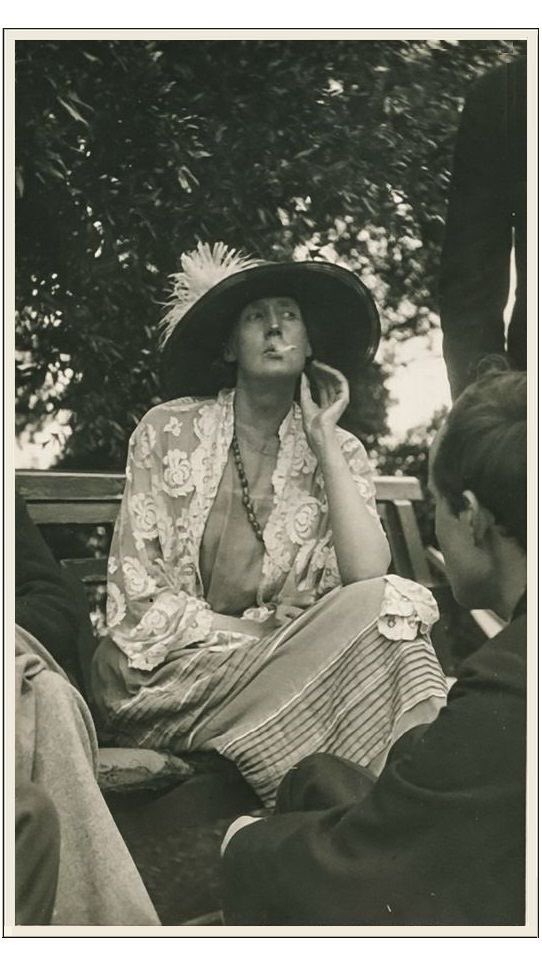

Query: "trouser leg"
<box><xmin>15</xmin><ymin>781</ymin><xmax>60</xmax><ymax>925</ymax></box>
<box><xmin>31</xmin><ymin>669</ymin><xmax>159</xmax><ymax>925</ymax></box>
<box><xmin>276</xmin><ymin>752</ymin><xmax>376</xmax><ymax>813</ymax></box>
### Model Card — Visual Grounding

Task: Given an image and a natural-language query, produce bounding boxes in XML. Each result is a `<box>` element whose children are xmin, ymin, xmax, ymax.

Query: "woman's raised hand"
<box><xmin>300</xmin><ymin>361</ymin><xmax>350</xmax><ymax>456</ymax></box>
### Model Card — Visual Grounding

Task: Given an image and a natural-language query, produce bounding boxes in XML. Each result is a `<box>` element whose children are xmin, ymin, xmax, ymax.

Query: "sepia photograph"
<box><xmin>5</xmin><ymin>28</ymin><xmax>537</xmax><ymax>935</ymax></box>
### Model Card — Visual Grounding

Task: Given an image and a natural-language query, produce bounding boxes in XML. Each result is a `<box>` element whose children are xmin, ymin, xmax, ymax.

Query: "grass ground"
<box><xmin>106</xmin><ymin>766</ymin><xmax>259</xmax><ymax>924</ymax></box>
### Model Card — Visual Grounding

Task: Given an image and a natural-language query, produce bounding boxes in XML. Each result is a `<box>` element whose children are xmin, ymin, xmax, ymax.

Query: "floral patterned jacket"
<box><xmin>106</xmin><ymin>389</ymin><xmax>383</xmax><ymax>671</ymax></box>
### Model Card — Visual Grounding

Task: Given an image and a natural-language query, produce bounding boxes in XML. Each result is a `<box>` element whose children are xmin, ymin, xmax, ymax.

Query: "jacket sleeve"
<box><xmin>106</xmin><ymin>416</ymin><xmax>258</xmax><ymax>671</ymax></box>
<box><xmin>15</xmin><ymin>491</ymin><xmax>86</xmax><ymax>674</ymax></box>
<box><xmin>306</xmin><ymin>432</ymin><xmax>385</xmax><ymax>596</ymax></box>
<box><xmin>440</xmin><ymin>64</ymin><xmax>514</xmax><ymax>399</ymax></box>
<box><xmin>222</xmin><ymin>659</ymin><xmax>526</xmax><ymax>925</ymax></box>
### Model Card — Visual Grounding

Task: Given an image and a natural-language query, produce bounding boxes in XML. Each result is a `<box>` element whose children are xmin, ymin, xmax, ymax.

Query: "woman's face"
<box><xmin>225</xmin><ymin>296</ymin><xmax>311</xmax><ymax>381</ymax></box>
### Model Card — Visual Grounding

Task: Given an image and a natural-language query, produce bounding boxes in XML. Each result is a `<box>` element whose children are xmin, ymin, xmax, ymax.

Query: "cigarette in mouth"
<box><xmin>282</xmin><ymin>344</ymin><xmax>296</xmax><ymax>352</ymax></box>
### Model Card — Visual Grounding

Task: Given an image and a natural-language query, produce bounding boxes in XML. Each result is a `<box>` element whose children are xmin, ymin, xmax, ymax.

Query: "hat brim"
<box><xmin>160</xmin><ymin>261</ymin><xmax>381</xmax><ymax>399</ymax></box>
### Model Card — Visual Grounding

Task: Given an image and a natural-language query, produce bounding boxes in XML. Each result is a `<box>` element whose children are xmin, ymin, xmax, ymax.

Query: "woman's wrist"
<box><xmin>313</xmin><ymin>429</ymin><xmax>343</xmax><ymax>469</ymax></box>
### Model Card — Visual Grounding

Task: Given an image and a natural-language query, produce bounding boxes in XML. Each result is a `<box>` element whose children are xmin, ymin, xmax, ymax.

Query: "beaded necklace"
<box><xmin>231</xmin><ymin>428</ymin><xmax>266</xmax><ymax>543</ymax></box>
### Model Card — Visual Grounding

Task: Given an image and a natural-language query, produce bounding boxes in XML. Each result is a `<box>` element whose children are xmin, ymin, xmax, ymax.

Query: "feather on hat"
<box><xmin>160</xmin><ymin>241</ymin><xmax>263</xmax><ymax>345</ymax></box>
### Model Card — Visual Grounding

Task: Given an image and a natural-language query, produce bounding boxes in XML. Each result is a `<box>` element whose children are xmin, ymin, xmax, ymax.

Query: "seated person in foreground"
<box><xmin>15</xmin><ymin>492</ymin><xmax>159</xmax><ymax>926</ymax></box>
<box><xmin>92</xmin><ymin>242</ymin><xmax>448</xmax><ymax>807</ymax></box>
<box><xmin>221</xmin><ymin>370</ymin><xmax>527</xmax><ymax>926</ymax></box>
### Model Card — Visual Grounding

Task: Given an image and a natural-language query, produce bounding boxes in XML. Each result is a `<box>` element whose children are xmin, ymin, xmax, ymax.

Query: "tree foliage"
<box><xmin>15</xmin><ymin>38</ymin><xmax>524</xmax><ymax>469</ymax></box>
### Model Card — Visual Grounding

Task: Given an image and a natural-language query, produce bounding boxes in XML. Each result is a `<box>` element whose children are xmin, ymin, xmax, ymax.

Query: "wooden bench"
<box><xmin>18</xmin><ymin>468</ymin><xmax>504</xmax><ymax>678</ymax></box>
<box><xmin>16</xmin><ymin>469</ymin><xmax>435</xmax><ymax>586</ymax></box>
<box><xmin>19</xmin><ymin>469</ymin><xmax>503</xmax><ymax>681</ymax></box>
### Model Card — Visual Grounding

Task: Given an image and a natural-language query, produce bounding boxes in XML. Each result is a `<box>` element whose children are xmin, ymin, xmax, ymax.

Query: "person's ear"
<box><xmin>461</xmin><ymin>490</ymin><xmax>494</xmax><ymax>547</ymax></box>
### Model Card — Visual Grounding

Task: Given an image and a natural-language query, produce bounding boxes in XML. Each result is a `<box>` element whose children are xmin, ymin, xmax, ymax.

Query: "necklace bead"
<box><xmin>232</xmin><ymin>429</ymin><xmax>266</xmax><ymax>543</ymax></box>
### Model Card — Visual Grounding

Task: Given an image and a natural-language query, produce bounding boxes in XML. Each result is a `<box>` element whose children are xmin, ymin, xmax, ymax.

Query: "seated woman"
<box><xmin>92</xmin><ymin>243</ymin><xmax>448</xmax><ymax>806</ymax></box>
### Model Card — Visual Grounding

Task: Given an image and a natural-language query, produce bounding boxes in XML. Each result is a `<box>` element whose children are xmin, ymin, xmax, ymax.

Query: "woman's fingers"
<box><xmin>300</xmin><ymin>373</ymin><xmax>320</xmax><ymax>422</ymax></box>
<box><xmin>310</xmin><ymin>361</ymin><xmax>349</xmax><ymax>410</ymax></box>
<box><xmin>311</xmin><ymin>360</ymin><xmax>345</xmax><ymax>385</ymax></box>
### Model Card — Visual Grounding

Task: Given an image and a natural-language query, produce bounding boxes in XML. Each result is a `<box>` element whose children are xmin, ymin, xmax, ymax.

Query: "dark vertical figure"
<box><xmin>440</xmin><ymin>56</ymin><xmax>527</xmax><ymax>399</ymax></box>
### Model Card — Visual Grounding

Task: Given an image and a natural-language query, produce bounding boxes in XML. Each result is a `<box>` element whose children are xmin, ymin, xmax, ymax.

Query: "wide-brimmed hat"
<box><xmin>159</xmin><ymin>242</ymin><xmax>381</xmax><ymax>399</ymax></box>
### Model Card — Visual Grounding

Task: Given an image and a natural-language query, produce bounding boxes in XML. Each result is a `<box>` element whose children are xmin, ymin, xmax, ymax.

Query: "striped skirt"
<box><xmin>91</xmin><ymin>575</ymin><xmax>448</xmax><ymax>806</ymax></box>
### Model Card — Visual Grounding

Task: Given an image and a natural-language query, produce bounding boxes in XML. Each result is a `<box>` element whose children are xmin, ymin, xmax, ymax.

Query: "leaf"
<box><xmin>176</xmin><ymin>165</ymin><xmax>199</xmax><ymax>192</ymax></box>
<box><xmin>57</xmin><ymin>96</ymin><xmax>89</xmax><ymax>127</ymax></box>
<box><xmin>69</xmin><ymin>90</ymin><xmax>95</xmax><ymax>112</ymax></box>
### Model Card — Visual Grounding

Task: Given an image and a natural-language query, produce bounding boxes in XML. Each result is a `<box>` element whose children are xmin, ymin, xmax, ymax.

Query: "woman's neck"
<box><xmin>234</xmin><ymin>377</ymin><xmax>296</xmax><ymax>439</ymax></box>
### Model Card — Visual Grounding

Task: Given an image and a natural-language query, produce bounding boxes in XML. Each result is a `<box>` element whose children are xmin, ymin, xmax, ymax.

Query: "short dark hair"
<box><xmin>432</xmin><ymin>371</ymin><xmax>527</xmax><ymax>550</ymax></box>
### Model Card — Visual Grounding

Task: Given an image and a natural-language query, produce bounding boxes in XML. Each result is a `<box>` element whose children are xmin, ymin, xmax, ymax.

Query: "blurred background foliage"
<box><xmin>16</xmin><ymin>38</ymin><xmax>525</xmax><ymax>480</ymax></box>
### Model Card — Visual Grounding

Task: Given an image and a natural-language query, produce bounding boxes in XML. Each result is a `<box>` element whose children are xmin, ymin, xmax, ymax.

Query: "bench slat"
<box><xmin>17</xmin><ymin>470</ymin><xmax>424</xmax><ymax>504</ymax></box>
<box><xmin>61</xmin><ymin>557</ymin><xmax>108</xmax><ymax>582</ymax></box>
<box><xmin>16</xmin><ymin>470</ymin><xmax>429</xmax><ymax>592</ymax></box>
<box><xmin>392</xmin><ymin>499</ymin><xmax>432</xmax><ymax>585</ymax></box>
<box><xmin>26</xmin><ymin>503</ymin><xmax>120</xmax><ymax>525</ymax></box>
<box><xmin>17</xmin><ymin>471</ymin><xmax>125</xmax><ymax>501</ymax></box>
<box><xmin>374</xmin><ymin>476</ymin><xmax>423</xmax><ymax>502</ymax></box>
<box><xmin>379</xmin><ymin>501</ymin><xmax>433</xmax><ymax>587</ymax></box>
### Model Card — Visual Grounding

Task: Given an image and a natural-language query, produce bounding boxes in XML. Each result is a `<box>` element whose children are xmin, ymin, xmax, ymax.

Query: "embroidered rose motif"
<box><xmin>129</xmin><ymin>493</ymin><xmax>159</xmax><ymax>544</ymax></box>
<box><xmin>137</xmin><ymin>606</ymin><xmax>170</xmax><ymax>637</ymax></box>
<box><xmin>163</xmin><ymin>558</ymin><xmax>195</xmax><ymax>593</ymax></box>
<box><xmin>156</xmin><ymin>509</ymin><xmax>176</xmax><ymax>559</ymax></box>
<box><xmin>191</xmin><ymin>445</ymin><xmax>217</xmax><ymax>495</ymax></box>
<box><xmin>349</xmin><ymin>460</ymin><xmax>374</xmax><ymax>500</ymax></box>
<box><xmin>132</xmin><ymin>423</ymin><xmax>157</xmax><ymax>468</ymax></box>
<box><xmin>194</xmin><ymin>404</ymin><xmax>218</xmax><ymax>441</ymax></box>
<box><xmin>107</xmin><ymin>583</ymin><xmax>127</xmax><ymax>627</ymax></box>
<box><xmin>340</xmin><ymin>435</ymin><xmax>360</xmax><ymax>456</ymax></box>
<box><xmin>162</xmin><ymin>449</ymin><xmax>194</xmax><ymax>498</ymax></box>
<box><xmin>291</xmin><ymin>439</ymin><xmax>317</xmax><ymax>477</ymax></box>
<box><xmin>164</xmin><ymin>416</ymin><xmax>183</xmax><ymax>438</ymax></box>
<box><xmin>122</xmin><ymin>557</ymin><xmax>156</xmax><ymax>597</ymax></box>
<box><xmin>262</xmin><ymin>509</ymin><xmax>294</xmax><ymax>571</ymax></box>
<box><xmin>287</xmin><ymin>498</ymin><xmax>321</xmax><ymax>545</ymax></box>
<box><xmin>167</xmin><ymin>397</ymin><xmax>197</xmax><ymax>412</ymax></box>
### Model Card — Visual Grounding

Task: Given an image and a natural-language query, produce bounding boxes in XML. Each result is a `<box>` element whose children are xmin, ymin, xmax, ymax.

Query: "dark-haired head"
<box><xmin>429</xmin><ymin>370</ymin><xmax>527</xmax><ymax>617</ymax></box>
<box><xmin>432</xmin><ymin>370</ymin><xmax>527</xmax><ymax>550</ymax></box>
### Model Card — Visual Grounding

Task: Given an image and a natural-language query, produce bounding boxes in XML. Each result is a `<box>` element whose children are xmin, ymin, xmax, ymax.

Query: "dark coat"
<box><xmin>440</xmin><ymin>56</ymin><xmax>527</xmax><ymax>400</ymax></box>
<box><xmin>15</xmin><ymin>491</ymin><xmax>96</xmax><ymax>696</ymax></box>
<box><xmin>223</xmin><ymin>608</ymin><xmax>526</xmax><ymax>925</ymax></box>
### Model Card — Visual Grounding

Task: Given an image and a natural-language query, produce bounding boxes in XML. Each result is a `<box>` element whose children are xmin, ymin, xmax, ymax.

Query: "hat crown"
<box><xmin>160</xmin><ymin>241</ymin><xmax>263</xmax><ymax>345</ymax></box>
